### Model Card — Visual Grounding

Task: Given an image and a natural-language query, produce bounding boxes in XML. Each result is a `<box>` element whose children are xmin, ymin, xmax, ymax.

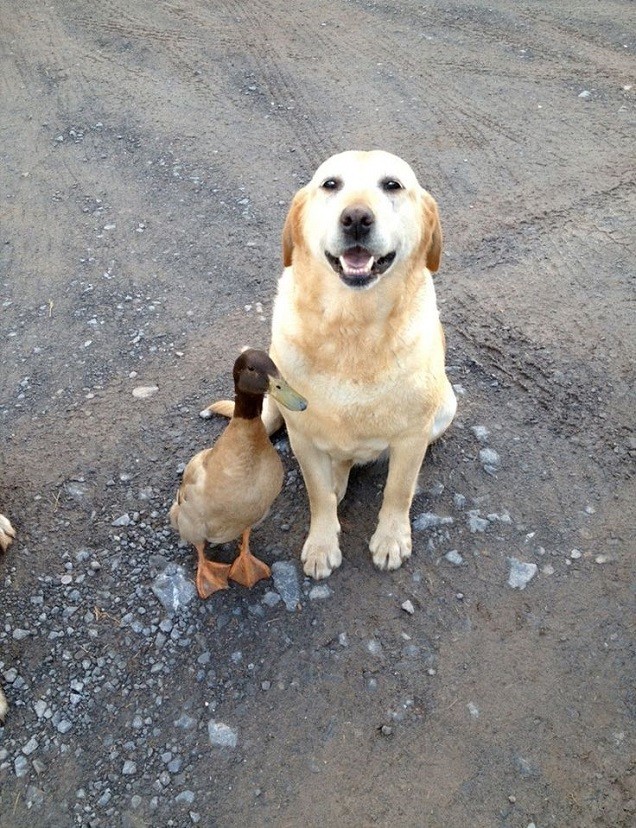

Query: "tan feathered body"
<box><xmin>170</xmin><ymin>416</ymin><xmax>283</xmax><ymax>548</ymax></box>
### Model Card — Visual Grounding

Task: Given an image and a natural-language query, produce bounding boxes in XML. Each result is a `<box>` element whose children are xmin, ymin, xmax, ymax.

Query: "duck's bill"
<box><xmin>268</xmin><ymin>376</ymin><xmax>307</xmax><ymax>411</ymax></box>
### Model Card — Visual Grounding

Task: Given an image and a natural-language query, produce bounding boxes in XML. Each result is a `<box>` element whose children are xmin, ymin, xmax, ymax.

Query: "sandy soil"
<box><xmin>0</xmin><ymin>1</ymin><xmax>634</xmax><ymax>826</ymax></box>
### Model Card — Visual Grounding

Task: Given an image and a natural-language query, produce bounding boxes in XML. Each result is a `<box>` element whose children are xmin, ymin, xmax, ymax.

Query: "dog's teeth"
<box><xmin>339</xmin><ymin>255</ymin><xmax>375</xmax><ymax>276</ymax></box>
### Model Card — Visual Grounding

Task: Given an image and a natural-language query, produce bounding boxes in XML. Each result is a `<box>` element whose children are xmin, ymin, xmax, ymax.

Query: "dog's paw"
<box><xmin>369</xmin><ymin>520</ymin><xmax>412</xmax><ymax>571</ymax></box>
<box><xmin>0</xmin><ymin>515</ymin><xmax>15</xmax><ymax>554</ymax></box>
<box><xmin>301</xmin><ymin>536</ymin><xmax>342</xmax><ymax>580</ymax></box>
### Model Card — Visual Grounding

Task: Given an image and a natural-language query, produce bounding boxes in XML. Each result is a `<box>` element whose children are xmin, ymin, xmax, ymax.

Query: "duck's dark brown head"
<box><xmin>233</xmin><ymin>349</ymin><xmax>307</xmax><ymax>419</ymax></box>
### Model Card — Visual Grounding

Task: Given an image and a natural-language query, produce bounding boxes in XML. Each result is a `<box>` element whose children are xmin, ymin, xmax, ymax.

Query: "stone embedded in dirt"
<box><xmin>471</xmin><ymin>425</ymin><xmax>490</xmax><ymax>443</ymax></box>
<box><xmin>151</xmin><ymin>565</ymin><xmax>197</xmax><ymax>613</ymax></box>
<box><xmin>412</xmin><ymin>512</ymin><xmax>454</xmax><ymax>531</ymax></box>
<box><xmin>479</xmin><ymin>447</ymin><xmax>500</xmax><ymax>469</ymax></box>
<box><xmin>112</xmin><ymin>513</ymin><xmax>132</xmax><ymax>527</ymax></box>
<box><xmin>208</xmin><ymin>720</ymin><xmax>238</xmax><ymax>748</ymax></box>
<box><xmin>271</xmin><ymin>561</ymin><xmax>301</xmax><ymax>611</ymax></box>
<box><xmin>401</xmin><ymin>600</ymin><xmax>415</xmax><ymax>614</ymax></box>
<box><xmin>308</xmin><ymin>584</ymin><xmax>332</xmax><ymax>600</ymax></box>
<box><xmin>467</xmin><ymin>510</ymin><xmax>490</xmax><ymax>533</ymax></box>
<box><xmin>122</xmin><ymin>760</ymin><xmax>137</xmax><ymax>775</ymax></box>
<box><xmin>507</xmin><ymin>558</ymin><xmax>538</xmax><ymax>590</ymax></box>
<box><xmin>444</xmin><ymin>550</ymin><xmax>464</xmax><ymax>566</ymax></box>
<box><xmin>132</xmin><ymin>385</ymin><xmax>159</xmax><ymax>399</ymax></box>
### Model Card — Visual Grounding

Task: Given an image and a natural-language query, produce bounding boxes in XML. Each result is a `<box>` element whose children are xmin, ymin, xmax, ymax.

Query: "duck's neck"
<box><xmin>233</xmin><ymin>391</ymin><xmax>264</xmax><ymax>420</ymax></box>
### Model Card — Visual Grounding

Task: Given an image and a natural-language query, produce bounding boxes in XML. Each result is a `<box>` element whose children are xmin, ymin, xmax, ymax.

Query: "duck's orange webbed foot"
<box><xmin>195</xmin><ymin>544</ymin><xmax>231</xmax><ymax>598</ymax></box>
<box><xmin>228</xmin><ymin>529</ymin><xmax>271</xmax><ymax>588</ymax></box>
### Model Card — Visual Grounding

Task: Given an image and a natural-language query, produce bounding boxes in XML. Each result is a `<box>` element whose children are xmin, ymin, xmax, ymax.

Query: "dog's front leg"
<box><xmin>370</xmin><ymin>434</ymin><xmax>430</xmax><ymax>571</ymax></box>
<box><xmin>289</xmin><ymin>433</ymin><xmax>342</xmax><ymax>579</ymax></box>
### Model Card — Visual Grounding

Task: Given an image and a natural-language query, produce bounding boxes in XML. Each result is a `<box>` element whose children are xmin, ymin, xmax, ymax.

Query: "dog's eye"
<box><xmin>381</xmin><ymin>178</ymin><xmax>403</xmax><ymax>192</ymax></box>
<box><xmin>321</xmin><ymin>178</ymin><xmax>341</xmax><ymax>191</ymax></box>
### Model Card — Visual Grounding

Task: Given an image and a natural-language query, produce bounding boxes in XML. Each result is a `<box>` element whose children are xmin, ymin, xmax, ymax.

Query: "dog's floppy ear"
<box><xmin>422</xmin><ymin>191</ymin><xmax>443</xmax><ymax>273</ymax></box>
<box><xmin>282</xmin><ymin>188</ymin><xmax>307</xmax><ymax>267</ymax></box>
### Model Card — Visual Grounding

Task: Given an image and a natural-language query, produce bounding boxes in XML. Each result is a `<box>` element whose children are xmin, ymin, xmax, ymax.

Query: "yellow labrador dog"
<box><xmin>209</xmin><ymin>150</ymin><xmax>456</xmax><ymax>579</ymax></box>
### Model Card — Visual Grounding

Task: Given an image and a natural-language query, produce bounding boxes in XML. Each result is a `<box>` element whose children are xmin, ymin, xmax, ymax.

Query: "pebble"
<box><xmin>479</xmin><ymin>447</ymin><xmax>500</xmax><ymax>469</ymax></box>
<box><xmin>175</xmin><ymin>790</ymin><xmax>195</xmax><ymax>805</ymax></box>
<box><xmin>507</xmin><ymin>558</ymin><xmax>538</xmax><ymax>590</ymax></box>
<box><xmin>595</xmin><ymin>555</ymin><xmax>610</xmax><ymax>564</ymax></box>
<box><xmin>208</xmin><ymin>720</ymin><xmax>238</xmax><ymax>748</ymax></box>
<box><xmin>271</xmin><ymin>561</ymin><xmax>301</xmax><ymax>611</ymax></box>
<box><xmin>152</xmin><ymin>566</ymin><xmax>197</xmax><ymax>613</ymax></box>
<box><xmin>308</xmin><ymin>584</ymin><xmax>332</xmax><ymax>600</ymax></box>
<box><xmin>467</xmin><ymin>511</ymin><xmax>490</xmax><ymax>533</ymax></box>
<box><xmin>471</xmin><ymin>425</ymin><xmax>490</xmax><ymax>442</ymax></box>
<box><xmin>132</xmin><ymin>385</ymin><xmax>159</xmax><ymax>399</ymax></box>
<box><xmin>578</xmin><ymin>90</ymin><xmax>592</xmax><ymax>99</ymax></box>
<box><xmin>112</xmin><ymin>513</ymin><xmax>132</xmax><ymax>527</ymax></box>
<box><xmin>467</xmin><ymin>702</ymin><xmax>480</xmax><ymax>719</ymax></box>
<box><xmin>444</xmin><ymin>550</ymin><xmax>464</xmax><ymax>566</ymax></box>
<box><xmin>262</xmin><ymin>590</ymin><xmax>281</xmax><ymax>607</ymax></box>
<box><xmin>14</xmin><ymin>755</ymin><xmax>29</xmax><ymax>777</ymax></box>
<box><xmin>122</xmin><ymin>760</ymin><xmax>137</xmax><ymax>775</ymax></box>
<box><xmin>401</xmin><ymin>600</ymin><xmax>415</xmax><ymax>615</ymax></box>
<box><xmin>57</xmin><ymin>719</ymin><xmax>72</xmax><ymax>734</ymax></box>
<box><xmin>22</xmin><ymin>735</ymin><xmax>39</xmax><ymax>755</ymax></box>
<box><xmin>412</xmin><ymin>512</ymin><xmax>454</xmax><ymax>531</ymax></box>
<box><xmin>570</xmin><ymin>549</ymin><xmax>582</xmax><ymax>559</ymax></box>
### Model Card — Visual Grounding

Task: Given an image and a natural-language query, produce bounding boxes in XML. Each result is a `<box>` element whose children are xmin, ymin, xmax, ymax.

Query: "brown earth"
<box><xmin>0</xmin><ymin>1</ymin><xmax>634</xmax><ymax>826</ymax></box>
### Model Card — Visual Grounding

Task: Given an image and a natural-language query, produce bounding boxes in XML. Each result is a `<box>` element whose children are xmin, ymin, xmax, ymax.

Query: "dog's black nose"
<box><xmin>340</xmin><ymin>204</ymin><xmax>374</xmax><ymax>240</ymax></box>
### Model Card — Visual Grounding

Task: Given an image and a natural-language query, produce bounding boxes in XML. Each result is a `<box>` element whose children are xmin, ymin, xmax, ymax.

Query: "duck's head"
<box><xmin>234</xmin><ymin>349</ymin><xmax>307</xmax><ymax>411</ymax></box>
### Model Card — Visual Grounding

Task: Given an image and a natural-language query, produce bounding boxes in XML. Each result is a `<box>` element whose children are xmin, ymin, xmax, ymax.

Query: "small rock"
<box><xmin>152</xmin><ymin>565</ymin><xmax>197</xmax><ymax>613</ymax></box>
<box><xmin>412</xmin><ymin>512</ymin><xmax>453</xmax><ymax>531</ymax></box>
<box><xmin>444</xmin><ymin>550</ymin><xmax>464</xmax><ymax>566</ymax></box>
<box><xmin>308</xmin><ymin>584</ymin><xmax>332</xmax><ymax>600</ymax></box>
<box><xmin>479</xmin><ymin>447</ymin><xmax>500</xmax><ymax>467</ymax></box>
<box><xmin>112</xmin><ymin>513</ymin><xmax>132</xmax><ymax>527</ymax></box>
<box><xmin>13</xmin><ymin>628</ymin><xmax>31</xmax><ymax>640</ymax></box>
<box><xmin>22</xmin><ymin>736</ymin><xmax>39</xmax><ymax>755</ymax></box>
<box><xmin>401</xmin><ymin>600</ymin><xmax>415</xmax><ymax>615</ymax></box>
<box><xmin>507</xmin><ymin>558</ymin><xmax>538</xmax><ymax>590</ymax></box>
<box><xmin>467</xmin><ymin>702</ymin><xmax>480</xmax><ymax>719</ymax></box>
<box><xmin>14</xmin><ymin>755</ymin><xmax>29</xmax><ymax>777</ymax></box>
<box><xmin>122</xmin><ymin>760</ymin><xmax>137</xmax><ymax>775</ymax></box>
<box><xmin>595</xmin><ymin>555</ymin><xmax>610</xmax><ymax>564</ymax></box>
<box><xmin>57</xmin><ymin>719</ymin><xmax>72</xmax><ymax>734</ymax></box>
<box><xmin>570</xmin><ymin>549</ymin><xmax>582</xmax><ymax>559</ymax></box>
<box><xmin>578</xmin><ymin>90</ymin><xmax>592</xmax><ymax>99</ymax></box>
<box><xmin>262</xmin><ymin>590</ymin><xmax>281</xmax><ymax>607</ymax></box>
<box><xmin>380</xmin><ymin>725</ymin><xmax>393</xmax><ymax>736</ymax></box>
<box><xmin>271</xmin><ymin>561</ymin><xmax>301</xmax><ymax>611</ymax></box>
<box><xmin>208</xmin><ymin>720</ymin><xmax>238</xmax><ymax>748</ymax></box>
<box><xmin>175</xmin><ymin>791</ymin><xmax>195</xmax><ymax>805</ymax></box>
<box><xmin>471</xmin><ymin>425</ymin><xmax>490</xmax><ymax>442</ymax></box>
<box><xmin>132</xmin><ymin>385</ymin><xmax>159</xmax><ymax>399</ymax></box>
<box><xmin>467</xmin><ymin>511</ymin><xmax>490</xmax><ymax>533</ymax></box>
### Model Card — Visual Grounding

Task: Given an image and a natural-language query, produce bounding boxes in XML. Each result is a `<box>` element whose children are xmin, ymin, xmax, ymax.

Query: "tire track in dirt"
<box><xmin>215</xmin><ymin>0</ymin><xmax>341</xmax><ymax>170</ymax></box>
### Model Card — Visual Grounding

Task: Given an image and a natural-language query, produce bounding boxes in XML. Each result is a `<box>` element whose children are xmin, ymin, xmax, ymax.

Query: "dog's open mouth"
<box><xmin>325</xmin><ymin>247</ymin><xmax>396</xmax><ymax>288</ymax></box>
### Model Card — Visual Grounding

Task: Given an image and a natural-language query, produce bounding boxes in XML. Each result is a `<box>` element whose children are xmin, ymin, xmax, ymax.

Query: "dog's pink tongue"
<box><xmin>340</xmin><ymin>247</ymin><xmax>374</xmax><ymax>275</ymax></box>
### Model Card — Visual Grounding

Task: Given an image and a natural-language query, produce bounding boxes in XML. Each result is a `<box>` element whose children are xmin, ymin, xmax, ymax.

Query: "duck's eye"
<box><xmin>381</xmin><ymin>178</ymin><xmax>403</xmax><ymax>192</ymax></box>
<box><xmin>321</xmin><ymin>178</ymin><xmax>341</xmax><ymax>191</ymax></box>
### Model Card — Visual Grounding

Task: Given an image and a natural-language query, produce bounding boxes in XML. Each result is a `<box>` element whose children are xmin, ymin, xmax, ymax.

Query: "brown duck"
<box><xmin>170</xmin><ymin>349</ymin><xmax>306</xmax><ymax>597</ymax></box>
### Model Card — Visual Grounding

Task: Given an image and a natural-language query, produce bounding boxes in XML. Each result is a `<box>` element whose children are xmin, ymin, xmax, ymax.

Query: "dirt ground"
<box><xmin>0</xmin><ymin>1</ymin><xmax>634</xmax><ymax>826</ymax></box>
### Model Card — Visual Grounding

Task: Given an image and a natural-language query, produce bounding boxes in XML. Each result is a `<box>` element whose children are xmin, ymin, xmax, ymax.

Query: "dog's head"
<box><xmin>283</xmin><ymin>150</ymin><xmax>442</xmax><ymax>290</ymax></box>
